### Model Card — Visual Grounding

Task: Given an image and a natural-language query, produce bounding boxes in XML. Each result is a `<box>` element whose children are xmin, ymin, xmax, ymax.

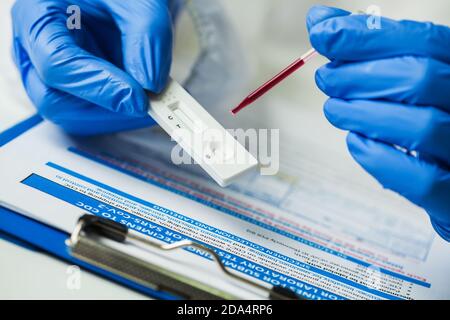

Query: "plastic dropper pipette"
<box><xmin>231</xmin><ymin>48</ymin><xmax>318</xmax><ymax>115</ymax></box>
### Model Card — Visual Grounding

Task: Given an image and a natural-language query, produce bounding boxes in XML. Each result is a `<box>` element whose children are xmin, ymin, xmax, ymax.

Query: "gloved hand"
<box><xmin>307</xmin><ymin>5</ymin><xmax>450</xmax><ymax>241</ymax></box>
<box><xmin>12</xmin><ymin>0</ymin><xmax>176</xmax><ymax>135</ymax></box>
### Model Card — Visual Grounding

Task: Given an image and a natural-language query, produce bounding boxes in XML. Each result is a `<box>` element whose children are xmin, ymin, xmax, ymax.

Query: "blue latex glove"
<box><xmin>307</xmin><ymin>5</ymin><xmax>450</xmax><ymax>241</ymax></box>
<box><xmin>12</xmin><ymin>0</ymin><xmax>176</xmax><ymax>135</ymax></box>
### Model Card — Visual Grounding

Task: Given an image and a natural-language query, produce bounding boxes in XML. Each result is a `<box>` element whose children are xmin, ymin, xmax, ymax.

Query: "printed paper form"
<box><xmin>1</xmin><ymin>121</ymin><xmax>449</xmax><ymax>300</ymax></box>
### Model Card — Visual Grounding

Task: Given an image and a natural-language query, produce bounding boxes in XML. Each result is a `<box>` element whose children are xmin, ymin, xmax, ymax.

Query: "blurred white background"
<box><xmin>0</xmin><ymin>0</ymin><xmax>449</xmax><ymax>299</ymax></box>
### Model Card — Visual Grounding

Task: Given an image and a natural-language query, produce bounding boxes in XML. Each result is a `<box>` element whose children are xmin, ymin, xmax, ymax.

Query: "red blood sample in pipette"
<box><xmin>231</xmin><ymin>48</ymin><xmax>318</xmax><ymax>115</ymax></box>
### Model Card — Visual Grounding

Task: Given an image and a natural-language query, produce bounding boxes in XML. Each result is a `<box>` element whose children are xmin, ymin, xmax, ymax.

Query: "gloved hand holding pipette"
<box><xmin>307</xmin><ymin>5</ymin><xmax>450</xmax><ymax>241</ymax></box>
<box><xmin>11</xmin><ymin>0</ymin><xmax>178</xmax><ymax>135</ymax></box>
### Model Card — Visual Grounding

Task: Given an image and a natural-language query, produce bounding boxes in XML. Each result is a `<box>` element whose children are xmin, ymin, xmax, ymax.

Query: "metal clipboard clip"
<box><xmin>66</xmin><ymin>214</ymin><xmax>303</xmax><ymax>300</ymax></box>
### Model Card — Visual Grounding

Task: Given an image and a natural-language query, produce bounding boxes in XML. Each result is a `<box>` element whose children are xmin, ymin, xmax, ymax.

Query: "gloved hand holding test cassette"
<box><xmin>11</xmin><ymin>0</ymin><xmax>258</xmax><ymax>187</ymax></box>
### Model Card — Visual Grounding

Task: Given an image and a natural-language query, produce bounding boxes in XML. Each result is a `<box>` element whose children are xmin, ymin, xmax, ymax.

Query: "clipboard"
<box><xmin>0</xmin><ymin>115</ymin><xmax>301</xmax><ymax>300</ymax></box>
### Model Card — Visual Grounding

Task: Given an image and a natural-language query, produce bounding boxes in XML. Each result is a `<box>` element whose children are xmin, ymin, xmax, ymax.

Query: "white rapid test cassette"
<box><xmin>148</xmin><ymin>79</ymin><xmax>258</xmax><ymax>187</ymax></box>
